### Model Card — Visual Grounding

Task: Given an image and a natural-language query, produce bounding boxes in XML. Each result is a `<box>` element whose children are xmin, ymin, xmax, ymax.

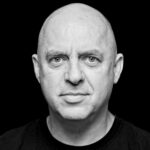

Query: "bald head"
<box><xmin>37</xmin><ymin>3</ymin><xmax>117</xmax><ymax>60</ymax></box>
<box><xmin>32</xmin><ymin>4</ymin><xmax>124</xmax><ymax>122</ymax></box>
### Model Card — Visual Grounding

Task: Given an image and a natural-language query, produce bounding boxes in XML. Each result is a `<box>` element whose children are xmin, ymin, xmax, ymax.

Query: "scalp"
<box><xmin>37</xmin><ymin>3</ymin><xmax>117</xmax><ymax>61</ymax></box>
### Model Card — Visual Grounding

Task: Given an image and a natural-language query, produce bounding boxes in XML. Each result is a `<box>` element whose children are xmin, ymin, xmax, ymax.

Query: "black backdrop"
<box><xmin>1</xmin><ymin>0</ymin><xmax>150</xmax><ymax>134</ymax></box>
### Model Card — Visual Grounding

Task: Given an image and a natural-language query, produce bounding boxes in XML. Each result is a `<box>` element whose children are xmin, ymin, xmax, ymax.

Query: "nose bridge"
<box><xmin>67</xmin><ymin>56</ymin><xmax>83</xmax><ymax>82</ymax></box>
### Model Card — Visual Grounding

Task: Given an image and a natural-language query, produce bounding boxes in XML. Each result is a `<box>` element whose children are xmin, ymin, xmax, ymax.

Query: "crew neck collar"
<box><xmin>37</xmin><ymin>115</ymin><xmax>122</xmax><ymax>149</ymax></box>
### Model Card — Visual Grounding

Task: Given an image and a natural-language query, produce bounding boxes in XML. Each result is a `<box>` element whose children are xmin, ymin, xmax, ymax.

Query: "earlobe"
<box><xmin>114</xmin><ymin>53</ymin><xmax>124</xmax><ymax>84</ymax></box>
<box><xmin>32</xmin><ymin>54</ymin><xmax>40</xmax><ymax>83</ymax></box>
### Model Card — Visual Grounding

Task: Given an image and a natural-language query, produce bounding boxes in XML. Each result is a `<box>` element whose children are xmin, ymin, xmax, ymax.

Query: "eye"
<box><xmin>84</xmin><ymin>56</ymin><xmax>100</xmax><ymax>66</ymax></box>
<box><xmin>49</xmin><ymin>56</ymin><xmax>67</xmax><ymax>67</ymax></box>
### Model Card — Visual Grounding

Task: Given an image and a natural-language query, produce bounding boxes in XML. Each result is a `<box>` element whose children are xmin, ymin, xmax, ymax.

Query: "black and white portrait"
<box><xmin>0</xmin><ymin>1</ymin><xmax>150</xmax><ymax>149</ymax></box>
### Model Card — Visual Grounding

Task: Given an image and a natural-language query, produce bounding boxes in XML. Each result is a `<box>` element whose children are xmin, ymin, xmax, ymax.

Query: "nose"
<box><xmin>65</xmin><ymin>60</ymin><xmax>84</xmax><ymax>86</ymax></box>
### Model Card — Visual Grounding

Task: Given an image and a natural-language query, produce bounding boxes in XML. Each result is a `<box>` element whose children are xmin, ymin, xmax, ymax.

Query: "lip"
<box><xmin>60</xmin><ymin>93</ymin><xmax>90</xmax><ymax>96</ymax></box>
<box><xmin>60</xmin><ymin>93</ymin><xmax>89</xmax><ymax>103</ymax></box>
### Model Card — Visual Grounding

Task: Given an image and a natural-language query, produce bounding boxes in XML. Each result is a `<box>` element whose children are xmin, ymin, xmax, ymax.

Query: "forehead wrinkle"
<box><xmin>37</xmin><ymin>3</ymin><xmax>117</xmax><ymax>61</ymax></box>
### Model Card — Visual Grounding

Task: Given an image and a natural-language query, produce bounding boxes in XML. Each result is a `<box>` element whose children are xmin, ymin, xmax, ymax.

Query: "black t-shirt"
<box><xmin>0</xmin><ymin>116</ymin><xmax>150</xmax><ymax>150</ymax></box>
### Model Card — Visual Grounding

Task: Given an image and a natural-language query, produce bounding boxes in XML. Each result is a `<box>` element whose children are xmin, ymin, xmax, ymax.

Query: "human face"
<box><xmin>33</xmin><ymin>19</ymin><xmax>117</xmax><ymax>120</ymax></box>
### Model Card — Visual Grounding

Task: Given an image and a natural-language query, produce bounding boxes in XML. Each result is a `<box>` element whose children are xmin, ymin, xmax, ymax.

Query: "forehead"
<box><xmin>38</xmin><ymin>3</ymin><xmax>116</xmax><ymax>57</ymax></box>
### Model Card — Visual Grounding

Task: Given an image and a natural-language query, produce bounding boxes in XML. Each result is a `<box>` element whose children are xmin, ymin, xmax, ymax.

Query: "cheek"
<box><xmin>86</xmin><ymin>68</ymin><xmax>107</xmax><ymax>87</ymax></box>
<box><xmin>86</xmin><ymin>66</ymin><xmax>113</xmax><ymax>100</ymax></box>
<box><xmin>40</xmin><ymin>67</ymin><xmax>63</xmax><ymax>98</ymax></box>
<box><xmin>40</xmin><ymin>70</ymin><xmax>64</xmax><ymax>111</ymax></box>
<box><xmin>92</xmin><ymin>74</ymin><xmax>109</xmax><ymax>95</ymax></box>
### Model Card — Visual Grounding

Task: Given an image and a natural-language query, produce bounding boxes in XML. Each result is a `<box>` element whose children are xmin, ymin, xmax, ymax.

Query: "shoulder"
<box><xmin>117</xmin><ymin>117</ymin><xmax>150</xmax><ymax>149</ymax></box>
<box><xmin>0</xmin><ymin>125</ymin><xmax>26</xmax><ymax>149</ymax></box>
<box><xmin>120</xmin><ymin>118</ymin><xmax>150</xmax><ymax>137</ymax></box>
<box><xmin>0</xmin><ymin>118</ymin><xmax>40</xmax><ymax>150</ymax></box>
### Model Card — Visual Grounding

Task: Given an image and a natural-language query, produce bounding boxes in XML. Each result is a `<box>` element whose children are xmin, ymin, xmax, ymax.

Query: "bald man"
<box><xmin>0</xmin><ymin>3</ymin><xmax>150</xmax><ymax>150</ymax></box>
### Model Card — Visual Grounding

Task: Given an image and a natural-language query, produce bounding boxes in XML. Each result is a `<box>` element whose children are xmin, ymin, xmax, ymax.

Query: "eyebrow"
<box><xmin>78</xmin><ymin>49</ymin><xmax>104</xmax><ymax>58</ymax></box>
<box><xmin>45</xmin><ymin>49</ymin><xmax>104</xmax><ymax>58</ymax></box>
<box><xmin>45</xmin><ymin>50</ymin><xmax>66</xmax><ymax>56</ymax></box>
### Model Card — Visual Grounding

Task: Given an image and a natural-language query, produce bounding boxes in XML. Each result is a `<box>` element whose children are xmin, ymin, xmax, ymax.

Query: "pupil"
<box><xmin>90</xmin><ymin>57</ymin><xmax>95</xmax><ymax>62</ymax></box>
<box><xmin>55</xmin><ymin>57</ymin><xmax>61</xmax><ymax>62</ymax></box>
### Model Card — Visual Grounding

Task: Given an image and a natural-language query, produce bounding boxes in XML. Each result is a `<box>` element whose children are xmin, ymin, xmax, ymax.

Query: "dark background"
<box><xmin>1</xmin><ymin>1</ymin><xmax>150</xmax><ymax>134</ymax></box>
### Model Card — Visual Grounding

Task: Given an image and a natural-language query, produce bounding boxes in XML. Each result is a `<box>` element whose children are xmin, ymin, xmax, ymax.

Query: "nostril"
<box><xmin>66</xmin><ymin>79</ymin><xmax>83</xmax><ymax>86</ymax></box>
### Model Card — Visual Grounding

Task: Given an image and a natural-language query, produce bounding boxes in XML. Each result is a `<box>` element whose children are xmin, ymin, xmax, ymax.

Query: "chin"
<box><xmin>57</xmin><ymin>106</ymin><xmax>93</xmax><ymax>120</ymax></box>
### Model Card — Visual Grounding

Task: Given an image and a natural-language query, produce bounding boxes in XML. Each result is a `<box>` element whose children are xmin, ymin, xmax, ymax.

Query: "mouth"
<box><xmin>60</xmin><ymin>93</ymin><xmax>90</xmax><ymax>96</ymax></box>
<box><xmin>59</xmin><ymin>93</ymin><xmax>90</xmax><ymax>104</ymax></box>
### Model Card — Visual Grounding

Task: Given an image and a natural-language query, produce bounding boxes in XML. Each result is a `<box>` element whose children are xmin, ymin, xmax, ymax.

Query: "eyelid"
<box><xmin>47</xmin><ymin>54</ymin><xmax>68</xmax><ymax>61</ymax></box>
<box><xmin>54</xmin><ymin>54</ymin><xmax>68</xmax><ymax>60</ymax></box>
<box><xmin>80</xmin><ymin>55</ymin><xmax>101</xmax><ymax>62</ymax></box>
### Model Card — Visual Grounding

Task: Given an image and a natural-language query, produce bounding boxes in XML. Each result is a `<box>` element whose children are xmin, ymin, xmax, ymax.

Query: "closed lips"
<box><xmin>60</xmin><ymin>93</ymin><xmax>89</xmax><ymax>96</ymax></box>
<box><xmin>60</xmin><ymin>93</ymin><xmax>89</xmax><ymax>103</ymax></box>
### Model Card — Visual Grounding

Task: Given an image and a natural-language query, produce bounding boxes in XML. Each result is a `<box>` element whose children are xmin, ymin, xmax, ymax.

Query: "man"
<box><xmin>0</xmin><ymin>3</ymin><xmax>150</xmax><ymax>150</ymax></box>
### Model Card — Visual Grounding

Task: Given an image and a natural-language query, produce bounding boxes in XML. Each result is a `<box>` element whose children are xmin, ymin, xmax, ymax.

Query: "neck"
<box><xmin>47</xmin><ymin>109</ymin><xmax>114</xmax><ymax>146</ymax></box>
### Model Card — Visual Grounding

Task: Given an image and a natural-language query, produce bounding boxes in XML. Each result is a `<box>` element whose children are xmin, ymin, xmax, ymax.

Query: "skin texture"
<box><xmin>32</xmin><ymin>3</ymin><xmax>124</xmax><ymax>146</ymax></box>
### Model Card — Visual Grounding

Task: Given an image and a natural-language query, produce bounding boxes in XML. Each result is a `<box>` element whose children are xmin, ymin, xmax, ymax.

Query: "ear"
<box><xmin>113</xmin><ymin>53</ymin><xmax>124</xmax><ymax>84</ymax></box>
<box><xmin>32</xmin><ymin>54</ymin><xmax>41</xmax><ymax>83</ymax></box>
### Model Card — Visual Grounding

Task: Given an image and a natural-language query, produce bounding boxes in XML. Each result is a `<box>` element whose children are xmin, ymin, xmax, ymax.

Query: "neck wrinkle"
<box><xmin>46</xmin><ymin>111</ymin><xmax>115</xmax><ymax>146</ymax></box>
